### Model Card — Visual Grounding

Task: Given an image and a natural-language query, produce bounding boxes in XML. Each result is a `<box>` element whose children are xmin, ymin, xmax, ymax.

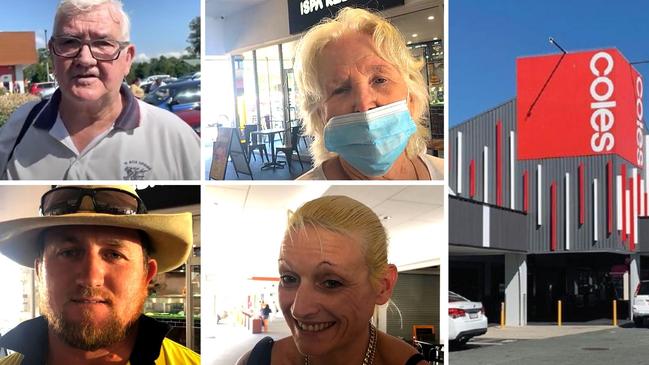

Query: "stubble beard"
<box><xmin>40</xmin><ymin>287</ymin><xmax>146</xmax><ymax>351</ymax></box>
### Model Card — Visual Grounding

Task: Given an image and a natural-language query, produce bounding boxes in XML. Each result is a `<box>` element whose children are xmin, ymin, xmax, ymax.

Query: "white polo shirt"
<box><xmin>0</xmin><ymin>85</ymin><xmax>200</xmax><ymax>180</ymax></box>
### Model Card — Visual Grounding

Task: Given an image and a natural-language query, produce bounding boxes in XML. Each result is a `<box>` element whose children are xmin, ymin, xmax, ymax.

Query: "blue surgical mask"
<box><xmin>324</xmin><ymin>99</ymin><xmax>416</xmax><ymax>177</ymax></box>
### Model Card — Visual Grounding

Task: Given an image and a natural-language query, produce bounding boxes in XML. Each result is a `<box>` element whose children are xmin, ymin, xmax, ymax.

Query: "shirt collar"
<box><xmin>0</xmin><ymin>315</ymin><xmax>170</xmax><ymax>365</ymax></box>
<box><xmin>33</xmin><ymin>84</ymin><xmax>141</xmax><ymax>131</ymax></box>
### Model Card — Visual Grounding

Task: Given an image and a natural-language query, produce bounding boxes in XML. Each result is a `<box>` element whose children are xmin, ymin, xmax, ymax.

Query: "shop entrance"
<box><xmin>449</xmin><ymin>255</ymin><xmax>504</xmax><ymax>324</ymax></box>
<box><xmin>527</xmin><ymin>253</ymin><xmax>629</xmax><ymax>322</ymax></box>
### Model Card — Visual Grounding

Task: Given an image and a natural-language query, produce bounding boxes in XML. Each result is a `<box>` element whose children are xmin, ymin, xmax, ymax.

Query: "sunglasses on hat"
<box><xmin>40</xmin><ymin>187</ymin><xmax>147</xmax><ymax>216</ymax></box>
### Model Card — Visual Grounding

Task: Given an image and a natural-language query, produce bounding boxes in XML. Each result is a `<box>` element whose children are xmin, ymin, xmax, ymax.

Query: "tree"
<box><xmin>186</xmin><ymin>16</ymin><xmax>200</xmax><ymax>58</ymax></box>
<box><xmin>23</xmin><ymin>48</ymin><xmax>50</xmax><ymax>83</ymax></box>
<box><xmin>126</xmin><ymin>56</ymin><xmax>199</xmax><ymax>83</ymax></box>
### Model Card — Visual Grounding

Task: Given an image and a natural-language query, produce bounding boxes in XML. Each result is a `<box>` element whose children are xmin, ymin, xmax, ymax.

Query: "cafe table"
<box><xmin>251</xmin><ymin>127</ymin><xmax>289</xmax><ymax>169</ymax></box>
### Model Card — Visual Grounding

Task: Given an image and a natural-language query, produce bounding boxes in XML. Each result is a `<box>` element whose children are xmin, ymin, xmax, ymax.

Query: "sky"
<box><xmin>0</xmin><ymin>0</ymin><xmax>200</xmax><ymax>63</ymax></box>
<box><xmin>450</xmin><ymin>0</ymin><xmax>649</xmax><ymax>126</ymax></box>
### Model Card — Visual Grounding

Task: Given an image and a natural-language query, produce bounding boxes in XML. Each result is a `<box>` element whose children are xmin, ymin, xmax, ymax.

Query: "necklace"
<box><xmin>304</xmin><ymin>323</ymin><xmax>377</xmax><ymax>365</ymax></box>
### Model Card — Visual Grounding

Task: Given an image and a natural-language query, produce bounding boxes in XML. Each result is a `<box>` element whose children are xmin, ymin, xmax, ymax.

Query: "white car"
<box><xmin>448</xmin><ymin>291</ymin><xmax>488</xmax><ymax>345</ymax></box>
<box><xmin>142</xmin><ymin>74</ymin><xmax>170</xmax><ymax>84</ymax></box>
<box><xmin>39</xmin><ymin>84</ymin><xmax>58</xmax><ymax>99</ymax></box>
<box><xmin>633</xmin><ymin>281</ymin><xmax>649</xmax><ymax>326</ymax></box>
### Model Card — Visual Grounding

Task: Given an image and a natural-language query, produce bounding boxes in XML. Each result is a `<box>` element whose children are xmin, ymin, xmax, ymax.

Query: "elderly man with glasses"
<box><xmin>0</xmin><ymin>0</ymin><xmax>200</xmax><ymax>180</ymax></box>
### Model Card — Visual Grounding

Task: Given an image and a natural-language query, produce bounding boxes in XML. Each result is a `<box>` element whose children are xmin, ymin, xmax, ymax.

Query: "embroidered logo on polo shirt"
<box><xmin>122</xmin><ymin>160</ymin><xmax>152</xmax><ymax>180</ymax></box>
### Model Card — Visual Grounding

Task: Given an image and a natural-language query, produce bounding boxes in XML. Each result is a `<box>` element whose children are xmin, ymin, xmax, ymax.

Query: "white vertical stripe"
<box><xmin>646</xmin><ymin>135</ymin><xmax>649</xmax><ymax>201</ymax></box>
<box><xmin>617</xmin><ymin>175</ymin><xmax>623</xmax><ymax>230</ymax></box>
<box><xmin>510</xmin><ymin>131</ymin><xmax>516</xmax><ymax>209</ymax></box>
<box><xmin>484</xmin><ymin>146</ymin><xmax>489</xmax><ymax>204</ymax></box>
<box><xmin>566</xmin><ymin>173</ymin><xmax>570</xmax><ymax>250</ymax></box>
<box><xmin>633</xmin><ymin>169</ymin><xmax>638</xmax><ymax>244</ymax></box>
<box><xmin>594</xmin><ymin>178</ymin><xmax>599</xmax><ymax>242</ymax></box>
<box><xmin>457</xmin><ymin>132</ymin><xmax>463</xmax><ymax>195</ymax></box>
<box><xmin>537</xmin><ymin>164</ymin><xmax>543</xmax><ymax>226</ymax></box>
<box><xmin>626</xmin><ymin>189</ymin><xmax>631</xmax><ymax>235</ymax></box>
<box><xmin>642</xmin><ymin>179</ymin><xmax>646</xmax><ymax>217</ymax></box>
<box><xmin>482</xmin><ymin>205</ymin><xmax>490</xmax><ymax>247</ymax></box>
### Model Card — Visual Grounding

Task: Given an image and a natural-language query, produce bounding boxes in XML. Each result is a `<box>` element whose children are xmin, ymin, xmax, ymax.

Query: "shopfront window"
<box><xmin>281</xmin><ymin>40</ymin><xmax>300</xmax><ymax>126</ymax></box>
<box><xmin>233</xmin><ymin>51</ymin><xmax>258</xmax><ymax>127</ymax></box>
<box><xmin>256</xmin><ymin>45</ymin><xmax>284</xmax><ymax>130</ymax></box>
<box><xmin>0</xmin><ymin>256</ymin><xmax>35</xmax><ymax>336</ymax></box>
<box><xmin>391</xmin><ymin>6</ymin><xmax>444</xmax><ymax>143</ymax></box>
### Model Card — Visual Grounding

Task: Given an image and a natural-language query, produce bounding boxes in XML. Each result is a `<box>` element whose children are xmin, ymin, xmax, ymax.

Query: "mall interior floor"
<box><xmin>202</xmin><ymin>316</ymin><xmax>291</xmax><ymax>364</ymax></box>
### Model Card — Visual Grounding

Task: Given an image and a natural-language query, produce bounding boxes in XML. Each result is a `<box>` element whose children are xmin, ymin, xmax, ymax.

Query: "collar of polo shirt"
<box><xmin>33</xmin><ymin>84</ymin><xmax>141</xmax><ymax>131</ymax></box>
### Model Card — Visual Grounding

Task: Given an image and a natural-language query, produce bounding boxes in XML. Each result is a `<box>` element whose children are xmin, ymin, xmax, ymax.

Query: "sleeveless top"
<box><xmin>246</xmin><ymin>337</ymin><xmax>426</xmax><ymax>365</ymax></box>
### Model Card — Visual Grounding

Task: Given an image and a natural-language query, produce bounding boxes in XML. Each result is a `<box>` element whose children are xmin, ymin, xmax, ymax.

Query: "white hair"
<box><xmin>294</xmin><ymin>7</ymin><xmax>429</xmax><ymax>166</ymax></box>
<box><xmin>53</xmin><ymin>0</ymin><xmax>131</xmax><ymax>40</ymax></box>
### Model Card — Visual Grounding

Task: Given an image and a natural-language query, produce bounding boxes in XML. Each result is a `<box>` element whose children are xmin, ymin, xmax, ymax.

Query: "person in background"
<box><xmin>261</xmin><ymin>304</ymin><xmax>272</xmax><ymax>332</ymax></box>
<box><xmin>150</xmin><ymin>77</ymin><xmax>164</xmax><ymax>93</ymax></box>
<box><xmin>130</xmin><ymin>77</ymin><xmax>144</xmax><ymax>99</ymax></box>
<box><xmin>294</xmin><ymin>7</ymin><xmax>443</xmax><ymax>180</ymax></box>
<box><xmin>0</xmin><ymin>185</ymin><xmax>200</xmax><ymax>364</ymax></box>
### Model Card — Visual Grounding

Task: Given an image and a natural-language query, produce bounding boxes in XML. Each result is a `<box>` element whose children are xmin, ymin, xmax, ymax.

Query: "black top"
<box><xmin>246</xmin><ymin>337</ymin><xmax>426</xmax><ymax>365</ymax></box>
<box><xmin>0</xmin><ymin>315</ymin><xmax>171</xmax><ymax>365</ymax></box>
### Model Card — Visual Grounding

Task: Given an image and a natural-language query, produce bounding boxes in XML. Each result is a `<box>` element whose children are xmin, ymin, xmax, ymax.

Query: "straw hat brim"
<box><xmin>0</xmin><ymin>212</ymin><xmax>193</xmax><ymax>273</ymax></box>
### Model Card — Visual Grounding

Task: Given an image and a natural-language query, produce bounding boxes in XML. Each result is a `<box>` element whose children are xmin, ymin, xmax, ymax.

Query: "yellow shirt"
<box><xmin>0</xmin><ymin>338</ymin><xmax>199</xmax><ymax>365</ymax></box>
<box><xmin>148</xmin><ymin>338</ymin><xmax>200</xmax><ymax>365</ymax></box>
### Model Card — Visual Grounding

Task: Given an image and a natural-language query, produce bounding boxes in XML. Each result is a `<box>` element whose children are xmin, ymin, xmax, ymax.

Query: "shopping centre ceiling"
<box><xmin>391</xmin><ymin>4</ymin><xmax>443</xmax><ymax>43</ymax></box>
<box><xmin>205</xmin><ymin>0</ymin><xmax>267</xmax><ymax>18</ymax></box>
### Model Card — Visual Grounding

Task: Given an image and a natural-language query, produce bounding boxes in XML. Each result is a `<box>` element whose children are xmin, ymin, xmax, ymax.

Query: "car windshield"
<box><xmin>449</xmin><ymin>292</ymin><xmax>470</xmax><ymax>302</ymax></box>
<box><xmin>639</xmin><ymin>282</ymin><xmax>649</xmax><ymax>295</ymax></box>
<box><xmin>174</xmin><ymin>84</ymin><xmax>200</xmax><ymax>104</ymax></box>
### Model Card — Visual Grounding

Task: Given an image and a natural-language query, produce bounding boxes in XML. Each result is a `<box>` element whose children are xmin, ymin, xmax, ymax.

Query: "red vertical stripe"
<box><xmin>629</xmin><ymin>176</ymin><xmax>635</xmax><ymax>251</ymax></box>
<box><xmin>551</xmin><ymin>181</ymin><xmax>557</xmax><ymax>251</ymax></box>
<box><xmin>607</xmin><ymin>161</ymin><xmax>612</xmax><ymax>234</ymax></box>
<box><xmin>621</xmin><ymin>164</ymin><xmax>627</xmax><ymax>241</ymax></box>
<box><xmin>523</xmin><ymin>170</ymin><xmax>529</xmax><ymax>213</ymax></box>
<box><xmin>579</xmin><ymin>163</ymin><xmax>584</xmax><ymax>225</ymax></box>
<box><xmin>469</xmin><ymin>160</ymin><xmax>475</xmax><ymax>198</ymax></box>
<box><xmin>496</xmin><ymin>121</ymin><xmax>502</xmax><ymax>206</ymax></box>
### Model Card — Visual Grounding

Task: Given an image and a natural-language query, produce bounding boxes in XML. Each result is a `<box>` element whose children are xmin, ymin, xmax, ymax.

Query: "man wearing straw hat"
<box><xmin>0</xmin><ymin>186</ymin><xmax>200</xmax><ymax>364</ymax></box>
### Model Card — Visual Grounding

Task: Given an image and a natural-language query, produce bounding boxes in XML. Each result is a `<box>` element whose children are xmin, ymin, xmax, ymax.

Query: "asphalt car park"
<box><xmin>450</xmin><ymin>323</ymin><xmax>649</xmax><ymax>365</ymax></box>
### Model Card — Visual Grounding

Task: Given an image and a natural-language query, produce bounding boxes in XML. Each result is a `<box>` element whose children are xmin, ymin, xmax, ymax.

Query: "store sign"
<box><xmin>287</xmin><ymin>0</ymin><xmax>405</xmax><ymax>35</ymax></box>
<box><xmin>517</xmin><ymin>49</ymin><xmax>644</xmax><ymax>167</ymax></box>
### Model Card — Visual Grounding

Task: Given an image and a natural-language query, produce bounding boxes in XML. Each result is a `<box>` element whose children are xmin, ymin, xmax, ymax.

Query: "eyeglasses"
<box><xmin>40</xmin><ymin>187</ymin><xmax>147</xmax><ymax>216</ymax></box>
<box><xmin>49</xmin><ymin>36</ymin><xmax>130</xmax><ymax>61</ymax></box>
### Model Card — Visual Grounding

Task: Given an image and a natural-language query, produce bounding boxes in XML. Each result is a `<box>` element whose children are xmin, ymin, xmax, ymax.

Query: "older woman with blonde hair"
<box><xmin>294</xmin><ymin>7</ymin><xmax>443</xmax><ymax>180</ymax></box>
<box><xmin>237</xmin><ymin>195</ymin><xmax>427</xmax><ymax>365</ymax></box>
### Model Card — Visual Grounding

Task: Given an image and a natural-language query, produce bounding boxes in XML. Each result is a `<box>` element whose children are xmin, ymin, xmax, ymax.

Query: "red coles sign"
<box><xmin>517</xmin><ymin>49</ymin><xmax>644</xmax><ymax>167</ymax></box>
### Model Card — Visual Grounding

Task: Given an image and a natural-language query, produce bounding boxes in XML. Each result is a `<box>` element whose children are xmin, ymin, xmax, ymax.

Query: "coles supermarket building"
<box><xmin>449</xmin><ymin>48</ymin><xmax>646</xmax><ymax>326</ymax></box>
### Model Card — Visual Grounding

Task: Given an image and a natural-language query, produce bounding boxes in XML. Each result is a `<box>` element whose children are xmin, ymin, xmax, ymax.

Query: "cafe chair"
<box><xmin>275</xmin><ymin>126</ymin><xmax>304</xmax><ymax>171</ymax></box>
<box><xmin>243</xmin><ymin>124</ymin><xmax>269</xmax><ymax>163</ymax></box>
<box><xmin>263</xmin><ymin>115</ymin><xmax>283</xmax><ymax>144</ymax></box>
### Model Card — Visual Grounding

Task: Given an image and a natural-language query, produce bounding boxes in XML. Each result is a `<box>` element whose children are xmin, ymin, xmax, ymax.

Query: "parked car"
<box><xmin>448</xmin><ymin>291</ymin><xmax>488</xmax><ymax>346</ymax></box>
<box><xmin>174</xmin><ymin>107</ymin><xmax>201</xmax><ymax>136</ymax></box>
<box><xmin>174</xmin><ymin>108</ymin><xmax>200</xmax><ymax>135</ymax></box>
<box><xmin>143</xmin><ymin>79</ymin><xmax>200</xmax><ymax>112</ymax></box>
<box><xmin>141</xmin><ymin>74</ymin><xmax>170</xmax><ymax>84</ymax></box>
<box><xmin>39</xmin><ymin>83</ymin><xmax>59</xmax><ymax>99</ymax></box>
<box><xmin>633</xmin><ymin>281</ymin><xmax>649</xmax><ymax>326</ymax></box>
<box><xmin>29</xmin><ymin>82</ymin><xmax>57</xmax><ymax>96</ymax></box>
